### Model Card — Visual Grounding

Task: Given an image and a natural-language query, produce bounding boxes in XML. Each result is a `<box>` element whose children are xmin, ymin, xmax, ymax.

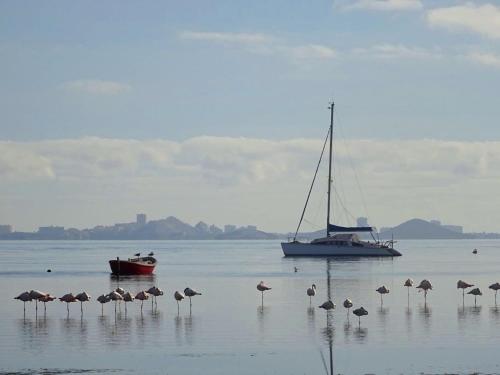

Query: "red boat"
<box><xmin>109</xmin><ymin>253</ymin><xmax>157</xmax><ymax>275</ymax></box>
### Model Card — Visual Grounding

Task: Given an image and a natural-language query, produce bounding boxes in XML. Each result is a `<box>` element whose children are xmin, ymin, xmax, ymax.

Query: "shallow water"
<box><xmin>1</xmin><ymin>240</ymin><xmax>500</xmax><ymax>375</ymax></box>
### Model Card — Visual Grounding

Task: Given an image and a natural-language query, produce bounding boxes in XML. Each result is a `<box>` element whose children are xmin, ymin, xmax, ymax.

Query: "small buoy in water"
<box><xmin>46</xmin><ymin>269</ymin><xmax>52</xmax><ymax>272</ymax></box>
<box><xmin>473</xmin><ymin>249</ymin><xmax>478</xmax><ymax>254</ymax></box>
<box><xmin>294</xmin><ymin>267</ymin><xmax>298</xmax><ymax>273</ymax></box>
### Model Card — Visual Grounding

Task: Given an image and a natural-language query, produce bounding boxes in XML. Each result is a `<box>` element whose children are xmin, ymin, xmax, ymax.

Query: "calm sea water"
<box><xmin>1</xmin><ymin>240</ymin><xmax>500</xmax><ymax>375</ymax></box>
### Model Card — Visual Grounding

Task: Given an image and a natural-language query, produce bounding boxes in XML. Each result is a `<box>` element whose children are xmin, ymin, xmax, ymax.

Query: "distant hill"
<box><xmin>0</xmin><ymin>215</ymin><xmax>280</xmax><ymax>240</ymax></box>
<box><xmin>379</xmin><ymin>219</ymin><xmax>471</xmax><ymax>239</ymax></box>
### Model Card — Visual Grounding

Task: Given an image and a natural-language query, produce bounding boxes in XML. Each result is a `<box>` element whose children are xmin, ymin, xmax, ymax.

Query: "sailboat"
<box><xmin>281</xmin><ymin>102</ymin><xmax>402</xmax><ymax>257</ymax></box>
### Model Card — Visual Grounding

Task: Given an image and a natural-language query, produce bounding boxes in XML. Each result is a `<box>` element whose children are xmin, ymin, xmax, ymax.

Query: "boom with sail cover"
<box><xmin>328</xmin><ymin>224</ymin><xmax>373</xmax><ymax>233</ymax></box>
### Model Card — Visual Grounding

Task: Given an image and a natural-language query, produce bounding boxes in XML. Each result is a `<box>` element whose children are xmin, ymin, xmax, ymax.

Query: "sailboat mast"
<box><xmin>326</xmin><ymin>102</ymin><xmax>334</xmax><ymax>237</ymax></box>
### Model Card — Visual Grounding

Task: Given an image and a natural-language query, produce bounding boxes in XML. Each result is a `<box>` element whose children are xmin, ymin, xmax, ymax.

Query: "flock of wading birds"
<box><xmin>13</xmin><ymin>279</ymin><xmax>500</xmax><ymax>326</ymax></box>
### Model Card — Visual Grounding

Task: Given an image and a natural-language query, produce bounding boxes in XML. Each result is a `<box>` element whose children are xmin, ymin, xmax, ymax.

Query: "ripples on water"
<box><xmin>1</xmin><ymin>240</ymin><xmax>500</xmax><ymax>374</ymax></box>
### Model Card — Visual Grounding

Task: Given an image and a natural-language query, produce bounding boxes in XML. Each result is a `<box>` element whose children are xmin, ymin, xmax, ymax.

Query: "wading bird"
<box><xmin>75</xmin><ymin>292</ymin><xmax>91</xmax><ymax>315</ymax></box>
<box><xmin>404</xmin><ymin>278</ymin><xmax>413</xmax><ymax>301</ymax></box>
<box><xmin>257</xmin><ymin>281</ymin><xmax>272</xmax><ymax>306</ymax></box>
<box><xmin>39</xmin><ymin>294</ymin><xmax>56</xmax><ymax>313</ymax></box>
<box><xmin>306</xmin><ymin>284</ymin><xmax>317</xmax><ymax>305</ymax></box>
<box><xmin>108</xmin><ymin>291</ymin><xmax>123</xmax><ymax>314</ymax></box>
<box><xmin>319</xmin><ymin>301</ymin><xmax>335</xmax><ymax>311</ymax></box>
<box><xmin>174</xmin><ymin>291</ymin><xmax>185</xmax><ymax>314</ymax></box>
<box><xmin>353</xmin><ymin>307</ymin><xmax>368</xmax><ymax>327</ymax></box>
<box><xmin>468</xmin><ymin>287</ymin><xmax>482</xmax><ymax>306</ymax></box>
<box><xmin>416</xmin><ymin>279</ymin><xmax>433</xmax><ymax>303</ymax></box>
<box><xmin>489</xmin><ymin>282</ymin><xmax>500</xmax><ymax>305</ymax></box>
<box><xmin>376</xmin><ymin>286</ymin><xmax>390</xmax><ymax>305</ymax></box>
<box><xmin>122</xmin><ymin>292</ymin><xmax>135</xmax><ymax>313</ymax></box>
<box><xmin>457</xmin><ymin>280</ymin><xmax>474</xmax><ymax>302</ymax></box>
<box><xmin>147</xmin><ymin>286</ymin><xmax>164</xmax><ymax>308</ymax></box>
<box><xmin>97</xmin><ymin>294</ymin><xmax>111</xmax><ymax>315</ymax></box>
<box><xmin>343</xmin><ymin>299</ymin><xmax>353</xmax><ymax>317</ymax></box>
<box><xmin>135</xmin><ymin>291</ymin><xmax>149</xmax><ymax>312</ymax></box>
<box><xmin>59</xmin><ymin>293</ymin><xmax>78</xmax><ymax>314</ymax></box>
<box><xmin>14</xmin><ymin>291</ymin><xmax>32</xmax><ymax>314</ymax></box>
<box><xmin>29</xmin><ymin>290</ymin><xmax>47</xmax><ymax>314</ymax></box>
<box><xmin>184</xmin><ymin>287</ymin><xmax>202</xmax><ymax>312</ymax></box>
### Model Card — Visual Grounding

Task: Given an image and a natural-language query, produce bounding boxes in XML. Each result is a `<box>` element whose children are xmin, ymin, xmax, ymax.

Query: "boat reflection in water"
<box><xmin>109</xmin><ymin>274</ymin><xmax>156</xmax><ymax>292</ymax></box>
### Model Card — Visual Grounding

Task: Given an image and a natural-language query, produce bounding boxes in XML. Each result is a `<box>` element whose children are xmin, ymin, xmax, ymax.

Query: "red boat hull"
<box><xmin>109</xmin><ymin>259</ymin><xmax>156</xmax><ymax>275</ymax></box>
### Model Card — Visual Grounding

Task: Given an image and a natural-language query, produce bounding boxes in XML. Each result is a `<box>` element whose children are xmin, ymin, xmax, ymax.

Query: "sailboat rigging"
<box><xmin>281</xmin><ymin>101</ymin><xmax>401</xmax><ymax>257</ymax></box>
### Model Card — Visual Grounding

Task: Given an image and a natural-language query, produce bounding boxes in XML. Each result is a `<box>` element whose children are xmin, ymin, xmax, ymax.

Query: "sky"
<box><xmin>1</xmin><ymin>0</ymin><xmax>500</xmax><ymax>233</ymax></box>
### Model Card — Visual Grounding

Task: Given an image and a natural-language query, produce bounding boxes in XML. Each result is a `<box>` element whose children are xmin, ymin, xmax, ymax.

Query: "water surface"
<box><xmin>1</xmin><ymin>240</ymin><xmax>500</xmax><ymax>374</ymax></box>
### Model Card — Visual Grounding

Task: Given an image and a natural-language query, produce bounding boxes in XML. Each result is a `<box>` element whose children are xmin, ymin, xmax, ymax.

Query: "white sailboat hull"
<box><xmin>281</xmin><ymin>242</ymin><xmax>401</xmax><ymax>257</ymax></box>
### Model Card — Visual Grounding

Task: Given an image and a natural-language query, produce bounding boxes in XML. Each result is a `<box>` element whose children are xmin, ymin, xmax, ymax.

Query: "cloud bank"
<box><xmin>427</xmin><ymin>3</ymin><xmax>500</xmax><ymax>39</ymax></box>
<box><xmin>1</xmin><ymin>136</ymin><xmax>500</xmax><ymax>232</ymax></box>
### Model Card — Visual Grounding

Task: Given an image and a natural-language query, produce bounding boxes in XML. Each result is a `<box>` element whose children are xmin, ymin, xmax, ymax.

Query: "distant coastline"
<box><xmin>0</xmin><ymin>215</ymin><xmax>499</xmax><ymax>241</ymax></box>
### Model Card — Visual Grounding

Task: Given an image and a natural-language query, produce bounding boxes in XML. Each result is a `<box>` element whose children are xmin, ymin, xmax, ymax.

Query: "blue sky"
<box><xmin>2</xmin><ymin>0</ymin><xmax>500</xmax><ymax>141</ymax></box>
<box><xmin>1</xmin><ymin>1</ymin><xmax>500</xmax><ymax>232</ymax></box>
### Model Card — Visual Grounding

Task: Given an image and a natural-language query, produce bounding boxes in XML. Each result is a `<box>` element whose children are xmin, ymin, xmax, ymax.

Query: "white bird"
<box><xmin>97</xmin><ymin>294</ymin><xmax>111</xmax><ymax>315</ymax></box>
<box><xmin>59</xmin><ymin>293</ymin><xmax>78</xmax><ymax>314</ymax></box>
<box><xmin>467</xmin><ymin>287</ymin><xmax>482</xmax><ymax>306</ymax></box>
<box><xmin>184</xmin><ymin>287</ymin><xmax>202</xmax><ymax>312</ymax></box>
<box><xmin>29</xmin><ymin>290</ymin><xmax>47</xmax><ymax>314</ymax></box>
<box><xmin>75</xmin><ymin>292</ymin><xmax>91</xmax><ymax>315</ymax></box>
<box><xmin>122</xmin><ymin>292</ymin><xmax>135</xmax><ymax>313</ymax></box>
<box><xmin>343</xmin><ymin>299</ymin><xmax>353</xmax><ymax>317</ymax></box>
<box><xmin>108</xmin><ymin>291</ymin><xmax>124</xmax><ymax>314</ymax></box>
<box><xmin>147</xmin><ymin>286</ymin><xmax>164</xmax><ymax>308</ymax></box>
<box><xmin>352</xmin><ymin>307</ymin><xmax>368</xmax><ymax>326</ymax></box>
<box><xmin>14</xmin><ymin>291</ymin><xmax>32</xmax><ymax>313</ymax></box>
<box><xmin>306</xmin><ymin>284</ymin><xmax>317</xmax><ymax>305</ymax></box>
<box><xmin>376</xmin><ymin>286</ymin><xmax>390</xmax><ymax>305</ymax></box>
<box><xmin>134</xmin><ymin>291</ymin><xmax>149</xmax><ymax>312</ymax></box>
<box><xmin>319</xmin><ymin>300</ymin><xmax>335</xmax><ymax>311</ymax></box>
<box><xmin>416</xmin><ymin>279</ymin><xmax>432</xmax><ymax>303</ymax></box>
<box><xmin>257</xmin><ymin>281</ymin><xmax>271</xmax><ymax>306</ymax></box>
<box><xmin>489</xmin><ymin>282</ymin><xmax>500</xmax><ymax>305</ymax></box>
<box><xmin>174</xmin><ymin>291</ymin><xmax>185</xmax><ymax>314</ymax></box>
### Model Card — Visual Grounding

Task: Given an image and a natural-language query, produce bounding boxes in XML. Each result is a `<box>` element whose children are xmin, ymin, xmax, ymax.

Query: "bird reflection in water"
<box><xmin>257</xmin><ymin>305</ymin><xmax>270</xmax><ymax>337</ymax></box>
<box><xmin>457</xmin><ymin>304</ymin><xmax>482</xmax><ymax>320</ymax></box>
<box><xmin>418</xmin><ymin>303</ymin><xmax>432</xmax><ymax>333</ymax></box>
<box><xmin>405</xmin><ymin>306</ymin><xmax>413</xmax><ymax>336</ymax></box>
<box><xmin>377</xmin><ymin>306</ymin><xmax>389</xmax><ymax>335</ymax></box>
<box><xmin>18</xmin><ymin>317</ymin><xmax>51</xmax><ymax>350</ymax></box>
<box><xmin>307</xmin><ymin>306</ymin><xmax>316</xmax><ymax>334</ymax></box>
<box><xmin>184</xmin><ymin>314</ymin><xmax>195</xmax><ymax>345</ymax></box>
<box><xmin>490</xmin><ymin>306</ymin><xmax>500</xmax><ymax>321</ymax></box>
<box><xmin>174</xmin><ymin>315</ymin><xmax>183</xmax><ymax>345</ymax></box>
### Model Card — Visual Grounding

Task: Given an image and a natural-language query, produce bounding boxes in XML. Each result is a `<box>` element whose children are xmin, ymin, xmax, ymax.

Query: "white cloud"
<box><xmin>427</xmin><ymin>3</ymin><xmax>500</xmax><ymax>39</ymax></box>
<box><xmin>179</xmin><ymin>30</ymin><xmax>337</xmax><ymax>62</ymax></box>
<box><xmin>343</xmin><ymin>0</ymin><xmax>423</xmax><ymax>11</ymax></box>
<box><xmin>287</xmin><ymin>44</ymin><xmax>337</xmax><ymax>60</ymax></box>
<box><xmin>179</xmin><ymin>31</ymin><xmax>275</xmax><ymax>45</ymax></box>
<box><xmin>2</xmin><ymin>136</ymin><xmax>500</xmax><ymax>232</ymax></box>
<box><xmin>466</xmin><ymin>52</ymin><xmax>500</xmax><ymax>68</ymax></box>
<box><xmin>62</xmin><ymin>80</ymin><xmax>131</xmax><ymax>95</ymax></box>
<box><xmin>352</xmin><ymin>44</ymin><xmax>442</xmax><ymax>60</ymax></box>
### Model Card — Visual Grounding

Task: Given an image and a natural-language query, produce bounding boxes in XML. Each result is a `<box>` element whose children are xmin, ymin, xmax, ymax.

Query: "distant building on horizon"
<box><xmin>0</xmin><ymin>225</ymin><xmax>13</xmax><ymax>235</ymax></box>
<box><xmin>357</xmin><ymin>217</ymin><xmax>369</xmax><ymax>227</ymax></box>
<box><xmin>224</xmin><ymin>225</ymin><xmax>236</xmax><ymax>233</ymax></box>
<box><xmin>136</xmin><ymin>213</ymin><xmax>147</xmax><ymax>226</ymax></box>
<box><xmin>246</xmin><ymin>225</ymin><xmax>257</xmax><ymax>231</ymax></box>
